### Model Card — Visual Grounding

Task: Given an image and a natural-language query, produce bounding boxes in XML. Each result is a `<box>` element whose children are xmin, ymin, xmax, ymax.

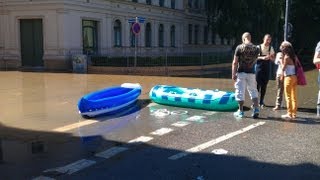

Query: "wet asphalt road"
<box><xmin>0</xmin><ymin>71</ymin><xmax>319</xmax><ymax>180</ymax></box>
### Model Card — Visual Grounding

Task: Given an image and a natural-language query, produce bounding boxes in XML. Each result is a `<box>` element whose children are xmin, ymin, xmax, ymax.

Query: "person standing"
<box><xmin>255</xmin><ymin>34</ymin><xmax>275</xmax><ymax>108</ymax></box>
<box><xmin>313</xmin><ymin>41</ymin><xmax>320</xmax><ymax>110</ymax></box>
<box><xmin>232</xmin><ymin>32</ymin><xmax>260</xmax><ymax>118</ymax></box>
<box><xmin>273</xmin><ymin>51</ymin><xmax>285</xmax><ymax>111</ymax></box>
<box><xmin>280</xmin><ymin>41</ymin><xmax>298</xmax><ymax>119</ymax></box>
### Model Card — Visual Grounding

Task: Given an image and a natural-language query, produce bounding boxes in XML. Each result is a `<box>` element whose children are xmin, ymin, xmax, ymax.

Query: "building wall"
<box><xmin>0</xmin><ymin>0</ymin><xmax>230</xmax><ymax>71</ymax></box>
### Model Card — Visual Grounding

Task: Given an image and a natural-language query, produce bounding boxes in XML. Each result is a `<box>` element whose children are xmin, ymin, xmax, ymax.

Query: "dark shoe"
<box><xmin>252</xmin><ymin>108</ymin><xmax>259</xmax><ymax>119</ymax></box>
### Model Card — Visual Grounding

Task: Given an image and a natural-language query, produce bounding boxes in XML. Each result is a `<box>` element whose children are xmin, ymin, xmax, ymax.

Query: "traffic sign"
<box><xmin>128</xmin><ymin>17</ymin><xmax>145</xmax><ymax>24</ymax></box>
<box><xmin>132</xmin><ymin>23</ymin><xmax>141</xmax><ymax>35</ymax></box>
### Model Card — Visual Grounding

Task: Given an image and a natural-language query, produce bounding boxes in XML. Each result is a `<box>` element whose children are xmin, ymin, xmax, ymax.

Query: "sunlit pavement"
<box><xmin>0</xmin><ymin>71</ymin><xmax>319</xmax><ymax>179</ymax></box>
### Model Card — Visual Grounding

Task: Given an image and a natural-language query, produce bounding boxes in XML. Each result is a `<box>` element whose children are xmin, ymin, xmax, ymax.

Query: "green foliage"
<box><xmin>207</xmin><ymin>0</ymin><xmax>319</xmax><ymax>55</ymax></box>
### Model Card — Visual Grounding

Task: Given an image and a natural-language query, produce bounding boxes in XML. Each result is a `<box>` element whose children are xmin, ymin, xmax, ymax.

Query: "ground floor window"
<box><xmin>82</xmin><ymin>20</ymin><xmax>98</xmax><ymax>55</ymax></box>
<box><xmin>170</xmin><ymin>25</ymin><xmax>176</xmax><ymax>47</ymax></box>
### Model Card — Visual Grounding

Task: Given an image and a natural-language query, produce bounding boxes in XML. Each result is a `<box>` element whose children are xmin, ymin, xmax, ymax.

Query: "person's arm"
<box><xmin>232</xmin><ymin>55</ymin><xmax>239</xmax><ymax>81</ymax></box>
<box><xmin>269</xmin><ymin>46</ymin><xmax>276</xmax><ymax>61</ymax></box>
<box><xmin>282</xmin><ymin>55</ymin><xmax>289</xmax><ymax>72</ymax></box>
<box><xmin>313</xmin><ymin>42</ymin><xmax>320</xmax><ymax>64</ymax></box>
<box><xmin>314</xmin><ymin>51</ymin><xmax>320</xmax><ymax>64</ymax></box>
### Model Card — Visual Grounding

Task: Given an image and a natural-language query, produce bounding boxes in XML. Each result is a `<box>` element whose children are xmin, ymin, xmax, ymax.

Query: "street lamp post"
<box><xmin>284</xmin><ymin>0</ymin><xmax>289</xmax><ymax>41</ymax></box>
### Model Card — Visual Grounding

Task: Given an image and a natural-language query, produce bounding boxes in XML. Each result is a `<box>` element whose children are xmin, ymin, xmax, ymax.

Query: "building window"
<box><xmin>211</xmin><ymin>31</ymin><xmax>216</xmax><ymax>44</ymax></box>
<box><xmin>159</xmin><ymin>0</ymin><xmax>164</xmax><ymax>7</ymax></box>
<box><xmin>188</xmin><ymin>0</ymin><xmax>192</xmax><ymax>8</ymax></box>
<box><xmin>194</xmin><ymin>25</ymin><xmax>199</xmax><ymax>44</ymax></box>
<box><xmin>145</xmin><ymin>23</ymin><xmax>152</xmax><ymax>47</ymax></box>
<box><xmin>158</xmin><ymin>24</ymin><xmax>164</xmax><ymax>47</ymax></box>
<box><xmin>170</xmin><ymin>25</ymin><xmax>176</xmax><ymax>47</ymax></box>
<box><xmin>130</xmin><ymin>23</ymin><xmax>136</xmax><ymax>47</ymax></box>
<box><xmin>188</xmin><ymin>24</ymin><xmax>192</xmax><ymax>44</ymax></box>
<box><xmin>203</xmin><ymin>26</ymin><xmax>208</xmax><ymax>45</ymax></box>
<box><xmin>82</xmin><ymin>20</ymin><xmax>98</xmax><ymax>55</ymax></box>
<box><xmin>171</xmin><ymin>0</ymin><xmax>175</xmax><ymax>9</ymax></box>
<box><xmin>132</xmin><ymin>0</ymin><xmax>138</xmax><ymax>2</ymax></box>
<box><xmin>194</xmin><ymin>0</ymin><xmax>199</xmax><ymax>9</ymax></box>
<box><xmin>146</xmin><ymin>0</ymin><xmax>151</xmax><ymax>5</ymax></box>
<box><xmin>114</xmin><ymin>20</ymin><xmax>122</xmax><ymax>47</ymax></box>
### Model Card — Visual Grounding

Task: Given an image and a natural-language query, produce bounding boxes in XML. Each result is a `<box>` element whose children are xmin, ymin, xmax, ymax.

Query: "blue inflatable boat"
<box><xmin>78</xmin><ymin>83</ymin><xmax>142</xmax><ymax>118</ymax></box>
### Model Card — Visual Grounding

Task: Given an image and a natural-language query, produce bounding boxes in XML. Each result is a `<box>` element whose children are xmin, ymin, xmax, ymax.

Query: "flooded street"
<box><xmin>0</xmin><ymin>71</ymin><xmax>319</xmax><ymax>179</ymax></box>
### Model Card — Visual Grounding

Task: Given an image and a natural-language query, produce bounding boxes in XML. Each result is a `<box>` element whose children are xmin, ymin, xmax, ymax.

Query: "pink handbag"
<box><xmin>295</xmin><ymin>57</ymin><xmax>307</xmax><ymax>86</ymax></box>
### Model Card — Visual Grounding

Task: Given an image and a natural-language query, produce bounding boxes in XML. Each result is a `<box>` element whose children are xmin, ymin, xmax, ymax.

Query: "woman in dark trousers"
<box><xmin>255</xmin><ymin>34</ymin><xmax>275</xmax><ymax>108</ymax></box>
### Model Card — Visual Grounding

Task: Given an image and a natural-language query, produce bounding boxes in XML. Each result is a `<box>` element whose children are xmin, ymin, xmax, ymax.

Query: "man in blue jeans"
<box><xmin>313</xmin><ymin>41</ymin><xmax>320</xmax><ymax>108</ymax></box>
<box><xmin>232</xmin><ymin>32</ymin><xmax>260</xmax><ymax>118</ymax></box>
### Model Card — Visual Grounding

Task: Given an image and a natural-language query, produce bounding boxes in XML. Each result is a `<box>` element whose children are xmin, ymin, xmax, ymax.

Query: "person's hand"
<box><xmin>265</xmin><ymin>55</ymin><xmax>270</xmax><ymax>60</ymax></box>
<box><xmin>232</xmin><ymin>74</ymin><xmax>237</xmax><ymax>81</ymax></box>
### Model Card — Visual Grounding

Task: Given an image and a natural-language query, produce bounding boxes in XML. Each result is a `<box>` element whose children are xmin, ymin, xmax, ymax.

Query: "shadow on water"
<box><xmin>89</xmin><ymin>99</ymin><xmax>151</xmax><ymax>121</ymax></box>
<box><xmin>0</xmin><ymin>123</ymin><xmax>320</xmax><ymax>179</ymax></box>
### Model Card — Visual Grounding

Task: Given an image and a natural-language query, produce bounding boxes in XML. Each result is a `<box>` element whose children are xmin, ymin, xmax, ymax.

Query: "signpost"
<box><xmin>128</xmin><ymin>17</ymin><xmax>145</xmax><ymax>67</ymax></box>
<box><xmin>284</xmin><ymin>0</ymin><xmax>290</xmax><ymax>41</ymax></box>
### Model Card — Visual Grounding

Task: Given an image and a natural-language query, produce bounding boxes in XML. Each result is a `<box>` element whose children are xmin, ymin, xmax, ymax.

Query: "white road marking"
<box><xmin>128</xmin><ymin>136</ymin><xmax>154</xmax><ymax>144</ymax></box>
<box><xmin>95</xmin><ymin>147</ymin><xmax>128</xmax><ymax>159</ymax></box>
<box><xmin>32</xmin><ymin>176</ymin><xmax>56</xmax><ymax>180</ymax></box>
<box><xmin>171</xmin><ymin>121</ymin><xmax>191</xmax><ymax>127</ymax></box>
<box><xmin>43</xmin><ymin>159</ymin><xmax>96</xmax><ymax>175</ymax></box>
<box><xmin>150</xmin><ymin>128</ymin><xmax>173</xmax><ymax>136</ymax></box>
<box><xmin>53</xmin><ymin>120</ymin><xmax>98</xmax><ymax>132</ymax></box>
<box><xmin>170</xmin><ymin>110</ymin><xmax>188</xmax><ymax>115</ymax></box>
<box><xmin>212</xmin><ymin>148</ymin><xmax>228</xmax><ymax>155</ymax></box>
<box><xmin>185</xmin><ymin>116</ymin><xmax>206</xmax><ymax>122</ymax></box>
<box><xmin>169</xmin><ymin>121</ymin><xmax>265</xmax><ymax>160</ymax></box>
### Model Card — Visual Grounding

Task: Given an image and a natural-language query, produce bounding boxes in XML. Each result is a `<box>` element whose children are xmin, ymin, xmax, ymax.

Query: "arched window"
<box><xmin>194</xmin><ymin>25</ymin><xmax>199</xmax><ymax>44</ymax></box>
<box><xmin>188</xmin><ymin>0</ymin><xmax>192</xmax><ymax>8</ymax></box>
<box><xmin>171</xmin><ymin>0</ymin><xmax>176</xmax><ymax>9</ymax></box>
<box><xmin>159</xmin><ymin>0</ymin><xmax>164</xmax><ymax>7</ymax></box>
<box><xmin>170</xmin><ymin>25</ymin><xmax>175</xmax><ymax>47</ymax></box>
<box><xmin>188</xmin><ymin>24</ymin><xmax>192</xmax><ymax>44</ymax></box>
<box><xmin>82</xmin><ymin>20</ymin><xmax>98</xmax><ymax>55</ymax></box>
<box><xmin>114</xmin><ymin>20</ymin><xmax>122</xmax><ymax>47</ymax></box>
<box><xmin>158</xmin><ymin>24</ymin><xmax>164</xmax><ymax>47</ymax></box>
<box><xmin>194</xmin><ymin>0</ymin><xmax>199</xmax><ymax>9</ymax></box>
<box><xmin>145</xmin><ymin>23</ymin><xmax>152</xmax><ymax>47</ymax></box>
<box><xmin>204</xmin><ymin>26</ymin><xmax>208</xmax><ymax>45</ymax></box>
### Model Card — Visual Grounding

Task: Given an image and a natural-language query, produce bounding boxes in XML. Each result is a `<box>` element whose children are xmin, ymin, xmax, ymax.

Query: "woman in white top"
<box><xmin>280</xmin><ymin>41</ymin><xmax>298</xmax><ymax>119</ymax></box>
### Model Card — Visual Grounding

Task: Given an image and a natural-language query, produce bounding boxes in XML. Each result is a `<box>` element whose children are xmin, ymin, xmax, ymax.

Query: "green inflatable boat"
<box><xmin>149</xmin><ymin>85</ymin><xmax>238</xmax><ymax>111</ymax></box>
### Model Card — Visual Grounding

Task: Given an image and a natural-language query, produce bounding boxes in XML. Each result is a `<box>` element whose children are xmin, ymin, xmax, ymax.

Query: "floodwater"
<box><xmin>0</xmin><ymin>70</ymin><xmax>319</xmax><ymax>178</ymax></box>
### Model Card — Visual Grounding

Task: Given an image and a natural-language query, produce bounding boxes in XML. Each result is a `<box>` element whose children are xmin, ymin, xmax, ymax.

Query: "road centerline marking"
<box><xmin>168</xmin><ymin>121</ymin><xmax>265</xmax><ymax>160</ymax></box>
<box><xmin>171</xmin><ymin>121</ymin><xmax>191</xmax><ymax>127</ymax></box>
<box><xmin>95</xmin><ymin>146</ymin><xmax>129</xmax><ymax>159</ymax></box>
<box><xmin>43</xmin><ymin>159</ymin><xmax>96</xmax><ymax>175</ymax></box>
<box><xmin>53</xmin><ymin>120</ymin><xmax>98</xmax><ymax>132</ymax></box>
<box><xmin>128</xmin><ymin>136</ymin><xmax>154</xmax><ymax>144</ymax></box>
<box><xmin>150</xmin><ymin>128</ymin><xmax>173</xmax><ymax>136</ymax></box>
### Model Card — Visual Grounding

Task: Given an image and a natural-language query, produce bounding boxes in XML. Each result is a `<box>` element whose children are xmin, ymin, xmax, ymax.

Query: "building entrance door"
<box><xmin>20</xmin><ymin>19</ymin><xmax>44</xmax><ymax>67</ymax></box>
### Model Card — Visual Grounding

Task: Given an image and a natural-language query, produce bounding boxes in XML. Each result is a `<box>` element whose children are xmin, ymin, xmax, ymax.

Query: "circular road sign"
<box><xmin>132</xmin><ymin>23</ymin><xmax>141</xmax><ymax>35</ymax></box>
